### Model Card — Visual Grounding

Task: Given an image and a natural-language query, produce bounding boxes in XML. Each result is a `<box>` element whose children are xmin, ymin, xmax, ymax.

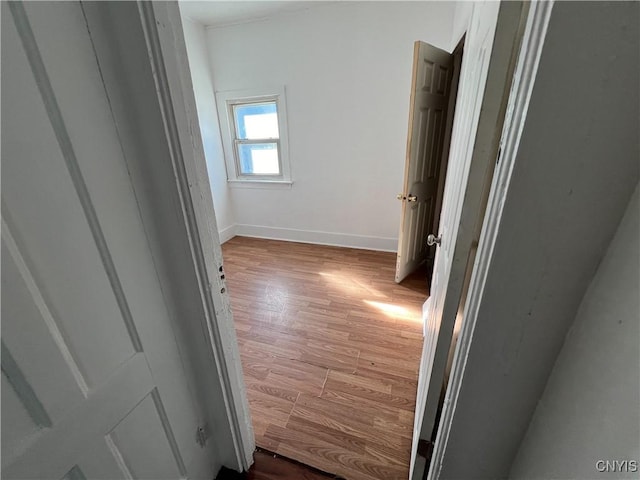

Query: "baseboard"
<box><xmin>233</xmin><ymin>224</ymin><xmax>398</xmax><ymax>252</ymax></box>
<box><xmin>218</xmin><ymin>225</ymin><xmax>237</xmax><ymax>244</ymax></box>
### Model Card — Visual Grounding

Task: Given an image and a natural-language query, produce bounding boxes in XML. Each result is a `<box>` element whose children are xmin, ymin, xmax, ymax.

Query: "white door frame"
<box><xmin>410</xmin><ymin>1</ymin><xmax>532</xmax><ymax>477</ymax></box>
<box><xmin>427</xmin><ymin>2</ymin><xmax>554</xmax><ymax>478</ymax></box>
<box><xmin>140</xmin><ymin>2</ymin><xmax>255</xmax><ymax>471</ymax></box>
<box><xmin>147</xmin><ymin>0</ymin><xmax>554</xmax><ymax>476</ymax></box>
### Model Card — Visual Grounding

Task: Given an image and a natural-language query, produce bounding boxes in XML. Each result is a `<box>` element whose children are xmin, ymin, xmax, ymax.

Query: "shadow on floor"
<box><xmin>216</xmin><ymin>449</ymin><xmax>346</xmax><ymax>480</ymax></box>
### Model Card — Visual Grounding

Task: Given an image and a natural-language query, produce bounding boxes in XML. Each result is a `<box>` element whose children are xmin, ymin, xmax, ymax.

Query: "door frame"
<box><xmin>427</xmin><ymin>2</ymin><xmax>554</xmax><ymax>479</ymax></box>
<box><xmin>140</xmin><ymin>2</ymin><xmax>255</xmax><ymax>471</ymax></box>
<box><xmin>410</xmin><ymin>3</ymin><xmax>533</xmax><ymax>478</ymax></box>
<box><xmin>145</xmin><ymin>0</ymin><xmax>554</xmax><ymax>477</ymax></box>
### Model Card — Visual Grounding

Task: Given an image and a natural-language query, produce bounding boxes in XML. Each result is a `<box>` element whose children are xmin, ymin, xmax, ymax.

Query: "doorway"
<box><xmin>395</xmin><ymin>39</ymin><xmax>464</xmax><ymax>284</ymax></box>
<box><xmin>215</xmin><ymin>37</ymin><xmax>466</xmax><ymax>480</ymax></box>
<box><xmin>176</xmin><ymin>1</ymin><xmax>528</xmax><ymax>478</ymax></box>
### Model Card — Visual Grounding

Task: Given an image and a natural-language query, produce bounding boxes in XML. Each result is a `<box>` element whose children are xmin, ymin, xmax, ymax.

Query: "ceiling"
<box><xmin>179</xmin><ymin>1</ymin><xmax>334</xmax><ymax>28</ymax></box>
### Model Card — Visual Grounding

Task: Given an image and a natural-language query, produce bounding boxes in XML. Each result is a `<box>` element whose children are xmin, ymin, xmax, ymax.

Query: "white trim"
<box><xmin>234</xmin><ymin>224</ymin><xmax>398</xmax><ymax>252</ymax></box>
<box><xmin>142</xmin><ymin>2</ymin><xmax>255</xmax><ymax>471</ymax></box>
<box><xmin>218</xmin><ymin>225</ymin><xmax>237</xmax><ymax>244</ymax></box>
<box><xmin>216</xmin><ymin>86</ymin><xmax>292</xmax><ymax>184</ymax></box>
<box><xmin>422</xmin><ymin>297</ymin><xmax>432</xmax><ymax>338</ymax></box>
<box><xmin>227</xmin><ymin>179</ymin><xmax>293</xmax><ymax>189</ymax></box>
<box><xmin>427</xmin><ymin>2</ymin><xmax>554</xmax><ymax>479</ymax></box>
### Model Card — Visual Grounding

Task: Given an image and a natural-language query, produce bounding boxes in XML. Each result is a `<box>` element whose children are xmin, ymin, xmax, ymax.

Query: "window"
<box><xmin>216</xmin><ymin>88</ymin><xmax>291</xmax><ymax>185</ymax></box>
<box><xmin>233</xmin><ymin>101</ymin><xmax>280</xmax><ymax>175</ymax></box>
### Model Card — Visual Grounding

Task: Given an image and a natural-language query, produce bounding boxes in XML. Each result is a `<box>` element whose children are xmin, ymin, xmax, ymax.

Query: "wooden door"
<box><xmin>1</xmin><ymin>2</ymin><xmax>216</xmax><ymax>478</ymax></box>
<box><xmin>408</xmin><ymin>2</ymin><xmax>529</xmax><ymax>478</ymax></box>
<box><xmin>395</xmin><ymin>41</ymin><xmax>455</xmax><ymax>283</ymax></box>
<box><xmin>408</xmin><ymin>31</ymin><xmax>490</xmax><ymax>480</ymax></box>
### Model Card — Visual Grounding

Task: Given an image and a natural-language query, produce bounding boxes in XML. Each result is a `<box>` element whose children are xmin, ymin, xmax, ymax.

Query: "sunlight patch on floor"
<box><xmin>363</xmin><ymin>299</ymin><xmax>423</xmax><ymax>324</ymax></box>
<box><xmin>318</xmin><ymin>271</ymin><xmax>387</xmax><ymax>299</ymax></box>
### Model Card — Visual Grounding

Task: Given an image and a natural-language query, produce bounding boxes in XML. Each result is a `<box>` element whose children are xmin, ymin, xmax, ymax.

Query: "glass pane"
<box><xmin>237</xmin><ymin>143</ymin><xmax>280</xmax><ymax>175</ymax></box>
<box><xmin>233</xmin><ymin>102</ymin><xmax>279</xmax><ymax>140</ymax></box>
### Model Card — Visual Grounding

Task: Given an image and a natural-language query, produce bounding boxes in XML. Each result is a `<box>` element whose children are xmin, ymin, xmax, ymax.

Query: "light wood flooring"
<box><xmin>222</xmin><ymin>237</ymin><xmax>427</xmax><ymax>480</ymax></box>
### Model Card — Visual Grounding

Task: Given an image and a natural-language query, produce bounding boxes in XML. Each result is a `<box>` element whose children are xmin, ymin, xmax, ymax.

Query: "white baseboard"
<box><xmin>233</xmin><ymin>224</ymin><xmax>398</xmax><ymax>252</ymax></box>
<box><xmin>218</xmin><ymin>225</ymin><xmax>237</xmax><ymax>244</ymax></box>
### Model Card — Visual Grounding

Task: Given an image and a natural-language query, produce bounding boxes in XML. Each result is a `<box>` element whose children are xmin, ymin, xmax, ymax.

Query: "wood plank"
<box><xmin>266</xmin><ymin>424</ymin><xmax>407</xmax><ymax>480</ymax></box>
<box><xmin>246</xmin><ymin>388</ymin><xmax>296</xmax><ymax>428</ymax></box>
<box><xmin>222</xmin><ymin>237</ymin><xmax>428</xmax><ymax>480</ymax></box>
<box><xmin>289</xmin><ymin>395</ymin><xmax>413</xmax><ymax>451</ymax></box>
<box><xmin>285</xmin><ymin>415</ymin><xmax>367</xmax><ymax>454</ymax></box>
<box><xmin>322</xmin><ymin>375</ymin><xmax>416</xmax><ymax>412</ymax></box>
<box><xmin>325</xmin><ymin>370</ymin><xmax>393</xmax><ymax>395</ymax></box>
<box><xmin>232</xmin><ymin>450</ymin><xmax>332</xmax><ymax>480</ymax></box>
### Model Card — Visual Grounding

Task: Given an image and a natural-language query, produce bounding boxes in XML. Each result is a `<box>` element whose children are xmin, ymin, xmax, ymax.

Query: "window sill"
<box><xmin>227</xmin><ymin>179</ymin><xmax>293</xmax><ymax>190</ymax></box>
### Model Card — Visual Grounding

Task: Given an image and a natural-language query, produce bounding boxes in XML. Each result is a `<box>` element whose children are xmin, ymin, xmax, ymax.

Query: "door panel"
<box><xmin>1</xmin><ymin>237</ymin><xmax>86</xmax><ymax>424</ymax></box>
<box><xmin>408</xmin><ymin>2</ymin><xmax>527</xmax><ymax>479</ymax></box>
<box><xmin>1</xmin><ymin>21</ymin><xmax>138</xmax><ymax>388</ymax></box>
<box><xmin>107</xmin><ymin>394</ymin><xmax>184</xmax><ymax>480</ymax></box>
<box><xmin>409</xmin><ymin>37</ymin><xmax>492</xmax><ymax>479</ymax></box>
<box><xmin>396</xmin><ymin>42</ymin><xmax>454</xmax><ymax>283</ymax></box>
<box><xmin>1</xmin><ymin>2</ymin><xmax>212</xmax><ymax>478</ymax></box>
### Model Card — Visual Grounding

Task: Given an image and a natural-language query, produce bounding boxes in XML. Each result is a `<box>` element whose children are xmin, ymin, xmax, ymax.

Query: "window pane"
<box><xmin>237</xmin><ymin>143</ymin><xmax>280</xmax><ymax>175</ymax></box>
<box><xmin>233</xmin><ymin>102</ymin><xmax>279</xmax><ymax>140</ymax></box>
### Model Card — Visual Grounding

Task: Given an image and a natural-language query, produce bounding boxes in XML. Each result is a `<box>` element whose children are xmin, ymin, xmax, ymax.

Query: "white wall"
<box><xmin>181</xmin><ymin>17</ymin><xmax>236</xmax><ymax>243</ymax></box>
<box><xmin>451</xmin><ymin>1</ymin><xmax>473</xmax><ymax>49</ymax></box>
<box><xmin>510</xmin><ymin>184</ymin><xmax>639</xmax><ymax>479</ymax></box>
<box><xmin>203</xmin><ymin>2</ymin><xmax>456</xmax><ymax>251</ymax></box>
<box><xmin>437</xmin><ymin>2</ymin><xmax>639</xmax><ymax>478</ymax></box>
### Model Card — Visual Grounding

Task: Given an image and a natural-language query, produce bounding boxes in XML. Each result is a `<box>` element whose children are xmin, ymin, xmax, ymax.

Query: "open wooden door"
<box><xmin>1</xmin><ymin>2</ymin><xmax>221</xmax><ymax>478</ymax></box>
<box><xmin>408</xmin><ymin>2</ymin><xmax>530</xmax><ymax>479</ymax></box>
<box><xmin>395</xmin><ymin>41</ymin><xmax>455</xmax><ymax>284</ymax></box>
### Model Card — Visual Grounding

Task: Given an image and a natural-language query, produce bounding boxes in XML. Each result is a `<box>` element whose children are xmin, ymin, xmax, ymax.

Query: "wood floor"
<box><xmin>222</xmin><ymin>237</ymin><xmax>428</xmax><ymax>480</ymax></box>
<box><xmin>216</xmin><ymin>450</ymin><xmax>337</xmax><ymax>480</ymax></box>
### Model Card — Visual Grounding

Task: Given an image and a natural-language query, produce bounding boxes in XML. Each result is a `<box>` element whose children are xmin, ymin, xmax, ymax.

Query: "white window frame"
<box><xmin>216</xmin><ymin>87</ymin><xmax>292</xmax><ymax>186</ymax></box>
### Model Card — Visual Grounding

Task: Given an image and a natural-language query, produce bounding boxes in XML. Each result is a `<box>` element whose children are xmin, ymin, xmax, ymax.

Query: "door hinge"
<box><xmin>196</xmin><ymin>423</ymin><xmax>210</xmax><ymax>448</ymax></box>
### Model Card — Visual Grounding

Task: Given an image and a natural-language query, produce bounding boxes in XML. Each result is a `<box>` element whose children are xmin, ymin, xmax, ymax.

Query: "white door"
<box><xmin>409</xmin><ymin>25</ymin><xmax>492</xmax><ymax>480</ymax></box>
<box><xmin>408</xmin><ymin>2</ymin><xmax>527</xmax><ymax>478</ymax></box>
<box><xmin>1</xmin><ymin>2</ymin><xmax>215</xmax><ymax>478</ymax></box>
<box><xmin>395</xmin><ymin>42</ymin><xmax>455</xmax><ymax>283</ymax></box>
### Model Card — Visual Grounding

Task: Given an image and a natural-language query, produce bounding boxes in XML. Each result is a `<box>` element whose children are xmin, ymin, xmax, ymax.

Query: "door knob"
<box><xmin>427</xmin><ymin>234</ymin><xmax>441</xmax><ymax>246</ymax></box>
<box><xmin>407</xmin><ymin>194</ymin><xmax>417</xmax><ymax>202</ymax></box>
<box><xmin>396</xmin><ymin>193</ymin><xmax>406</xmax><ymax>200</ymax></box>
